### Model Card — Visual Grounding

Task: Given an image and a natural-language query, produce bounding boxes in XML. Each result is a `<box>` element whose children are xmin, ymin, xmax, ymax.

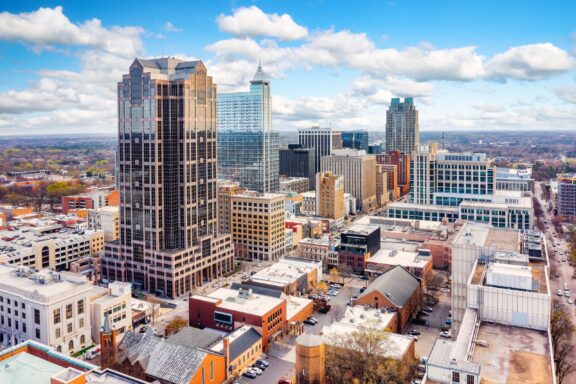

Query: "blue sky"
<box><xmin>0</xmin><ymin>0</ymin><xmax>575</xmax><ymax>135</ymax></box>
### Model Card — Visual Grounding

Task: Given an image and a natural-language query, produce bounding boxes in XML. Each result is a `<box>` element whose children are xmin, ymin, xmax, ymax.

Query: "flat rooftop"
<box><xmin>286</xmin><ymin>295</ymin><xmax>313</xmax><ymax>321</ymax></box>
<box><xmin>367</xmin><ymin>248</ymin><xmax>430</xmax><ymax>269</ymax></box>
<box><xmin>470</xmin><ymin>262</ymin><xmax>548</xmax><ymax>294</ymax></box>
<box><xmin>472</xmin><ymin>323</ymin><xmax>552</xmax><ymax>384</ymax></box>
<box><xmin>339</xmin><ymin>305</ymin><xmax>396</xmax><ymax>330</ymax></box>
<box><xmin>193</xmin><ymin>288</ymin><xmax>284</xmax><ymax>317</ymax></box>
<box><xmin>321</xmin><ymin>322</ymin><xmax>413</xmax><ymax>360</ymax></box>
<box><xmin>355</xmin><ymin>216</ymin><xmax>444</xmax><ymax>232</ymax></box>
<box><xmin>0</xmin><ymin>265</ymin><xmax>91</xmax><ymax>302</ymax></box>
<box><xmin>453</xmin><ymin>223</ymin><xmax>519</xmax><ymax>251</ymax></box>
<box><xmin>250</xmin><ymin>258</ymin><xmax>320</xmax><ymax>286</ymax></box>
<box><xmin>342</xmin><ymin>224</ymin><xmax>380</xmax><ymax>236</ymax></box>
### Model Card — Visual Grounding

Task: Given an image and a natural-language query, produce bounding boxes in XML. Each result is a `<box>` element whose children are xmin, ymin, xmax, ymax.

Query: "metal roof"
<box><xmin>166</xmin><ymin>327</ymin><xmax>222</xmax><ymax>349</ymax></box>
<box><xmin>229</xmin><ymin>327</ymin><xmax>262</xmax><ymax>361</ymax></box>
<box><xmin>358</xmin><ymin>265</ymin><xmax>419</xmax><ymax>307</ymax></box>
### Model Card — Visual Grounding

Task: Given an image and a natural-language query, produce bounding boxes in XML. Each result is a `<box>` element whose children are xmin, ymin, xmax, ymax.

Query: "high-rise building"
<box><xmin>320</xmin><ymin>149</ymin><xmax>377</xmax><ymax>212</ymax></box>
<box><xmin>298</xmin><ymin>126</ymin><xmax>342</xmax><ymax>173</ymax></box>
<box><xmin>217</xmin><ymin>64</ymin><xmax>279</xmax><ymax>193</ymax></box>
<box><xmin>375</xmin><ymin>165</ymin><xmax>389</xmax><ymax>207</ymax></box>
<box><xmin>217</xmin><ymin>181</ymin><xmax>246</xmax><ymax>235</ymax></box>
<box><xmin>557</xmin><ymin>173</ymin><xmax>576</xmax><ymax>221</ymax></box>
<box><xmin>410</xmin><ymin>144</ymin><xmax>438</xmax><ymax>205</ymax></box>
<box><xmin>368</xmin><ymin>143</ymin><xmax>383</xmax><ymax>154</ymax></box>
<box><xmin>101</xmin><ymin>58</ymin><xmax>234</xmax><ymax>299</ymax></box>
<box><xmin>231</xmin><ymin>192</ymin><xmax>286</xmax><ymax>261</ymax></box>
<box><xmin>385</xmin><ymin>97</ymin><xmax>419</xmax><ymax>154</ymax></box>
<box><xmin>341</xmin><ymin>130</ymin><xmax>369</xmax><ymax>151</ymax></box>
<box><xmin>377</xmin><ymin>150</ymin><xmax>411</xmax><ymax>195</ymax></box>
<box><xmin>316</xmin><ymin>172</ymin><xmax>345</xmax><ymax>224</ymax></box>
<box><xmin>279</xmin><ymin>144</ymin><xmax>316</xmax><ymax>188</ymax></box>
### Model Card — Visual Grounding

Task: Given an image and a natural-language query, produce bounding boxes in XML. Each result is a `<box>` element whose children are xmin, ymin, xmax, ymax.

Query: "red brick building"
<box><xmin>62</xmin><ymin>189</ymin><xmax>119</xmax><ymax>214</ymax></box>
<box><xmin>377</xmin><ymin>151</ymin><xmax>411</xmax><ymax>196</ymax></box>
<box><xmin>189</xmin><ymin>287</ymin><xmax>286</xmax><ymax>351</ymax></box>
<box><xmin>352</xmin><ymin>266</ymin><xmax>422</xmax><ymax>332</ymax></box>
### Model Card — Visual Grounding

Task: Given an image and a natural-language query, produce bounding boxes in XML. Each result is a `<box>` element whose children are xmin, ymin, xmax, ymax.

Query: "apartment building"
<box><xmin>231</xmin><ymin>192</ymin><xmax>286</xmax><ymax>262</ymax></box>
<box><xmin>280</xmin><ymin>176</ymin><xmax>310</xmax><ymax>194</ymax></box>
<box><xmin>557</xmin><ymin>173</ymin><xmax>576</xmax><ymax>221</ymax></box>
<box><xmin>0</xmin><ymin>265</ymin><xmax>92</xmax><ymax>354</ymax></box>
<box><xmin>88</xmin><ymin>206</ymin><xmax>119</xmax><ymax>242</ymax></box>
<box><xmin>316</xmin><ymin>172</ymin><xmax>345</xmax><ymax>225</ymax></box>
<box><xmin>217</xmin><ymin>181</ymin><xmax>246</xmax><ymax>235</ymax></box>
<box><xmin>320</xmin><ymin>149</ymin><xmax>377</xmax><ymax>212</ymax></box>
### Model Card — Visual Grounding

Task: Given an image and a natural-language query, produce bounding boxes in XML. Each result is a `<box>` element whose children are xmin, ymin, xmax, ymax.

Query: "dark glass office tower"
<box><xmin>101</xmin><ymin>58</ymin><xmax>234</xmax><ymax>299</ymax></box>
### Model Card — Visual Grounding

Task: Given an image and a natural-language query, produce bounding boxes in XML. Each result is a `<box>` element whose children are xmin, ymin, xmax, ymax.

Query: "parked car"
<box><xmin>243</xmin><ymin>370</ymin><xmax>257</xmax><ymax>379</ymax></box>
<box><xmin>330</xmin><ymin>284</ymin><xmax>341</xmax><ymax>289</ymax></box>
<box><xmin>445</xmin><ymin>319</ymin><xmax>452</xmax><ymax>326</ymax></box>
<box><xmin>440</xmin><ymin>331</ymin><xmax>452</xmax><ymax>338</ymax></box>
<box><xmin>558</xmin><ymin>289</ymin><xmax>564</xmax><ymax>296</ymax></box>
<box><xmin>251</xmin><ymin>366</ymin><xmax>263</xmax><ymax>375</ymax></box>
<box><xmin>327</xmin><ymin>290</ymin><xmax>338</xmax><ymax>296</ymax></box>
<box><xmin>408</xmin><ymin>329</ymin><xmax>421</xmax><ymax>336</ymax></box>
<box><xmin>569</xmin><ymin>298</ymin><xmax>574</xmax><ymax>305</ymax></box>
<box><xmin>360</xmin><ymin>287</ymin><xmax>366</xmax><ymax>293</ymax></box>
<box><xmin>565</xmin><ymin>291</ymin><xmax>571</xmax><ymax>297</ymax></box>
<box><xmin>257</xmin><ymin>359</ymin><xmax>270</xmax><ymax>367</ymax></box>
<box><xmin>310</xmin><ymin>317</ymin><xmax>319</xmax><ymax>323</ymax></box>
<box><xmin>304</xmin><ymin>319</ymin><xmax>316</xmax><ymax>325</ymax></box>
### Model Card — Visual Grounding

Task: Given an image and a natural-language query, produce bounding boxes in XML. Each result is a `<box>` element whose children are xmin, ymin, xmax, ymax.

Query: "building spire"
<box><xmin>102</xmin><ymin>312</ymin><xmax>112</xmax><ymax>333</ymax></box>
<box><xmin>251</xmin><ymin>60</ymin><xmax>268</xmax><ymax>83</ymax></box>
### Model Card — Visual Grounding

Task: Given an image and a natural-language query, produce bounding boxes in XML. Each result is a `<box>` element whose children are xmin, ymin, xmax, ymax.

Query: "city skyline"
<box><xmin>0</xmin><ymin>1</ymin><xmax>575</xmax><ymax>135</ymax></box>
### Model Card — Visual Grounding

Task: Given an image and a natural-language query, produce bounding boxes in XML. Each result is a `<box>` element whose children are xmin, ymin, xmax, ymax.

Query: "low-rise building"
<box><xmin>352</xmin><ymin>266</ymin><xmax>422</xmax><ymax>332</ymax></box>
<box><xmin>0</xmin><ymin>265</ymin><xmax>92</xmax><ymax>354</ymax></box>
<box><xmin>89</xmin><ymin>281</ymin><xmax>132</xmax><ymax>343</ymax></box>
<box><xmin>297</xmin><ymin>236</ymin><xmax>340</xmax><ymax>268</ymax></box>
<box><xmin>300</xmin><ymin>191</ymin><xmax>317</xmax><ymax>215</ymax></box>
<box><xmin>0</xmin><ymin>225</ymin><xmax>104</xmax><ymax>271</ymax></box>
<box><xmin>62</xmin><ymin>189</ymin><xmax>119</xmax><ymax>214</ymax></box>
<box><xmin>247</xmin><ymin>257</ymin><xmax>323</xmax><ymax>295</ymax></box>
<box><xmin>189</xmin><ymin>287</ymin><xmax>286</xmax><ymax>351</ymax></box>
<box><xmin>496</xmin><ymin>167</ymin><xmax>534</xmax><ymax>192</ymax></box>
<box><xmin>365</xmin><ymin>247</ymin><xmax>433</xmax><ymax>282</ymax></box>
<box><xmin>337</xmin><ymin>224</ymin><xmax>380</xmax><ymax>274</ymax></box>
<box><xmin>210</xmin><ymin>325</ymin><xmax>263</xmax><ymax>377</ymax></box>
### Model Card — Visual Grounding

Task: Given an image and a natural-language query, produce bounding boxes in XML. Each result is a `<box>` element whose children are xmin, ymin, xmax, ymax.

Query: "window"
<box><xmin>80</xmin><ymin>335</ymin><xmax>85</xmax><ymax>345</ymax></box>
<box><xmin>77</xmin><ymin>300</ymin><xmax>84</xmax><ymax>315</ymax></box>
<box><xmin>34</xmin><ymin>309</ymin><xmax>40</xmax><ymax>325</ymax></box>
<box><xmin>54</xmin><ymin>308</ymin><xmax>61</xmax><ymax>324</ymax></box>
<box><xmin>452</xmin><ymin>372</ymin><xmax>460</xmax><ymax>383</ymax></box>
<box><xmin>79</xmin><ymin>318</ymin><xmax>84</xmax><ymax>328</ymax></box>
<box><xmin>35</xmin><ymin>329</ymin><xmax>40</xmax><ymax>339</ymax></box>
<box><xmin>467</xmin><ymin>375</ymin><xmax>475</xmax><ymax>384</ymax></box>
<box><xmin>56</xmin><ymin>328</ymin><xmax>61</xmax><ymax>338</ymax></box>
<box><xmin>68</xmin><ymin>340</ymin><xmax>74</xmax><ymax>352</ymax></box>
<box><xmin>67</xmin><ymin>323</ymin><xmax>73</xmax><ymax>333</ymax></box>
<box><xmin>66</xmin><ymin>304</ymin><xmax>72</xmax><ymax>319</ymax></box>
<box><xmin>210</xmin><ymin>361</ymin><xmax>214</xmax><ymax>380</ymax></box>
<box><xmin>22</xmin><ymin>323</ymin><xmax>26</xmax><ymax>333</ymax></box>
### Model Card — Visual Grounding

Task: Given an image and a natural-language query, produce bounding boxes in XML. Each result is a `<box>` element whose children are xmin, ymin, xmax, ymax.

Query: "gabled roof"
<box><xmin>166</xmin><ymin>327</ymin><xmax>222</xmax><ymax>349</ymax></box>
<box><xmin>229</xmin><ymin>327</ymin><xmax>262</xmax><ymax>361</ymax></box>
<box><xmin>358</xmin><ymin>265</ymin><xmax>419</xmax><ymax>307</ymax></box>
<box><xmin>118</xmin><ymin>331</ymin><xmax>218</xmax><ymax>384</ymax></box>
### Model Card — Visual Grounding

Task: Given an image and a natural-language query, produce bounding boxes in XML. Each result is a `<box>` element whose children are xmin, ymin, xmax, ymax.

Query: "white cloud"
<box><xmin>0</xmin><ymin>6</ymin><xmax>142</xmax><ymax>56</ymax></box>
<box><xmin>0</xmin><ymin>7</ymin><xmax>144</xmax><ymax>133</ymax></box>
<box><xmin>216</xmin><ymin>6</ymin><xmax>308</xmax><ymax>40</ymax></box>
<box><xmin>164</xmin><ymin>22</ymin><xmax>182</xmax><ymax>32</ymax></box>
<box><xmin>554</xmin><ymin>86</ymin><xmax>576</xmax><ymax>104</ymax></box>
<box><xmin>486</xmin><ymin>43</ymin><xmax>575</xmax><ymax>81</ymax></box>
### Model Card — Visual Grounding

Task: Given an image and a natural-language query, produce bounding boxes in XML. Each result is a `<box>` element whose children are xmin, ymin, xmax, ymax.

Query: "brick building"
<box><xmin>352</xmin><ymin>266</ymin><xmax>422</xmax><ymax>332</ymax></box>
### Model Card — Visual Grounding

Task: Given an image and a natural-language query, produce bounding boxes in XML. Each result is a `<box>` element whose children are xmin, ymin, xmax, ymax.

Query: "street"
<box><xmin>536</xmin><ymin>182</ymin><xmax>575</xmax><ymax>384</ymax></box>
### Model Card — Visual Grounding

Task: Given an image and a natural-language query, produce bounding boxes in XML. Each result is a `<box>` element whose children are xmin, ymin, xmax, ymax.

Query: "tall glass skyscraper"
<box><xmin>217</xmin><ymin>64</ymin><xmax>279</xmax><ymax>192</ymax></box>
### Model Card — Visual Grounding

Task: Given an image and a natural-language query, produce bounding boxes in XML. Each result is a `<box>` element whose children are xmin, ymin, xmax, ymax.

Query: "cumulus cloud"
<box><xmin>0</xmin><ymin>7</ymin><xmax>144</xmax><ymax>133</ymax></box>
<box><xmin>486</xmin><ymin>43</ymin><xmax>575</xmax><ymax>81</ymax></box>
<box><xmin>0</xmin><ymin>6</ymin><xmax>142</xmax><ymax>56</ymax></box>
<box><xmin>216</xmin><ymin>6</ymin><xmax>308</xmax><ymax>40</ymax></box>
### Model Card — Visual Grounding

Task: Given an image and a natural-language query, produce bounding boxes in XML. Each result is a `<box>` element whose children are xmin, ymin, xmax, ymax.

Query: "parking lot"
<box><xmin>409</xmin><ymin>288</ymin><xmax>452</xmax><ymax>359</ymax></box>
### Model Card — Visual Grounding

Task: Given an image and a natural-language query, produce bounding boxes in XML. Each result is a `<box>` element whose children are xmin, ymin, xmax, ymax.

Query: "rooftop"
<box><xmin>210</xmin><ymin>325</ymin><xmax>262</xmax><ymax>361</ymax></box>
<box><xmin>367</xmin><ymin>248</ymin><xmax>431</xmax><ymax>269</ymax></box>
<box><xmin>321</xmin><ymin>322</ymin><xmax>413</xmax><ymax>360</ymax></box>
<box><xmin>166</xmin><ymin>327</ymin><xmax>222</xmax><ymax>349</ymax></box>
<box><xmin>453</xmin><ymin>222</ymin><xmax>519</xmax><ymax>251</ymax></box>
<box><xmin>359</xmin><ymin>266</ymin><xmax>420</xmax><ymax>307</ymax></box>
<box><xmin>286</xmin><ymin>295</ymin><xmax>314</xmax><ymax>321</ymax></box>
<box><xmin>192</xmin><ymin>287</ymin><xmax>284</xmax><ymax>317</ymax></box>
<box><xmin>472</xmin><ymin>323</ymin><xmax>552</xmax><ymax>384</ymax></box>
<box><xmin>495</xmin><ymin>167</ymin><xmax>533</xmax><ymax>180</ymax></box>
<box><xmin>355</xmin><ymin>216</ymin><xmax>444</xmax><ymax>233</ymax></box>
<box><xmin>250</xmin><ymin>258</ymin><xmax>321</xmax><ymax>287</ymax></box>
<box><xmin>342</xmin><ymin>224</ymin><xmax>380</xmax><ymax>237</ymax></box>
<box><xmin>339</xmin><ymin>305</ymin><xmax>396</xmax><ymax>330</ymax></box>
<box><xmin>0</xmin><ymin>265</ymin><xmax>92</xmax><ymax>303</ymax></box>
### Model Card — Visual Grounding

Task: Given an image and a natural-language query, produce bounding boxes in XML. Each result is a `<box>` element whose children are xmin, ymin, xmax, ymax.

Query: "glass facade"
<box><xmin>385</xmin><ymin>97</ymin><xmax>419</xmax><ymax>154</ymax></box>
<box><xmin>342</xmin><ymin>130</ymin><xmax>369</xmax><ymax>151</ymax></box>
<box><xmin>217</xmin><ymin>65</ymin><xmax>279</xmax><ymax>193</ymax></box>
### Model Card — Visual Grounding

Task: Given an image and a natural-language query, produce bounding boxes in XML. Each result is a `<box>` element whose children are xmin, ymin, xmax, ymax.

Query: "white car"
<box><xmin>251</xmin><ymin>367</ymin><xmax>263</xmax><ymax>375</ymax></box>
<box><xmin>558</xmin><ymin>289</ymin><xmax>564</xmax><ymax>296</ymax></box>
<box><xmin>440</xmin><ymin>331</ymin><xmax>451</xmax><ymax>338</ymax></box>
<box><xmin>569</xmin><ymin>298</ymin><xmax>574</xmax><ymax>305</ymax></box>
<box><xmin>565</xmin><ymin>291</ymin><xmax>571</xmax><ymax>297</ymax></box>
<box><xmin>327</xmin><ymin>290</ymin><xmax>338</xmax><ymax>296</ymax></box>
